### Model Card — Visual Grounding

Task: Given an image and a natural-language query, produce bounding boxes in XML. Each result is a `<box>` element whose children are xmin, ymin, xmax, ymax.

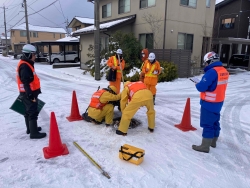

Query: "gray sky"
<box><xmin>0</xmin><ymin>0</ymin><xmax>94</xmax><ymax>36</ymax></box>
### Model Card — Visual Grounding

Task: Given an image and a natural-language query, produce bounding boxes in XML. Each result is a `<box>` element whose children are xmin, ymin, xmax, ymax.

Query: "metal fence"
<box><xmin>149</xmin><ymin>49</ymin><xmax>193</xmax><ymax>78</ymax></box>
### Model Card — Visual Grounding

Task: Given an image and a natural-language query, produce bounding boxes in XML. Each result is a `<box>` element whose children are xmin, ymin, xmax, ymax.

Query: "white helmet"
<box><xmin>22</xmin><ymin>44</ymin><xmax>37</xmax><ymax>53</ymax></box>
<box><xmin>148</xmin><ymin>52</ymin><xmax>155</xmax><ymax>62</ymax></box>
<box><xmin>203</xmin><ymin>51</ymin><xmax>219</xmax><ymax>65</ymax></box>
<box><xmin>116</xmin><ymin>49</ymin><xmax>122</xmax><ymax>55</ymax></box>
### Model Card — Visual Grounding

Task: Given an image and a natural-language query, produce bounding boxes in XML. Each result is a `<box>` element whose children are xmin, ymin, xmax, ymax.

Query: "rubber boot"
<box><xmin>29</xmin><ymin>120</ymin><xmax>46</xmax><ymax>139</ymax></box>
<box><xmin>153</xmin><ymin>95</ymin><xmax>156</xmax><ymax>105</ymax></box>
<box><xmin>25</xmin><ymin>116</ymin><xmax>42</xmax><ymax>134</ymax></box>
<box><xmin>211</xmin><ymin>137</ymin><xmax>218</xmax><ymax>148</ymax></box>
<box><xmin>192</xmin><ymin>138</ymin><xmax>212</xmax><ymax>153</ymax></box>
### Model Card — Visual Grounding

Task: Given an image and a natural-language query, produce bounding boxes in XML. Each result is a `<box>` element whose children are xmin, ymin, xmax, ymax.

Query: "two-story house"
<box><xmin>11</xmin><ymin>23</ymin><xmax>66</xmax><ymax>54</ymax></box>
<box><xmin>72</xmin><ymin>0</ymin><xmax>215</xmax><ymax>69</ymax></box>
<box><xmin>212</xmin><ymin>0</ymin><xmax>250</xmax><ymax>64</ymax></box>
<box><xmin>0</xmin><ymin>36</ymin><xmax>11</xmax><ymax>46</ymax></box>
<box><xmin>68</xmin><ymin>16</ymin><xmax>94</xmax><ymax>32</ymax></box>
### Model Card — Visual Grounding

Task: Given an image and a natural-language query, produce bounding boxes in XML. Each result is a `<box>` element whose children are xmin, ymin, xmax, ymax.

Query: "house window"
<box><xmin>180</xmin><ymin>0</ymin><xmax>197</xmax><ymax>8</ymax></box>
<box><xmin>206</xmin><ymin>0</ymin><xmax>210</xmax><ymax>7</ymax></box>
<box><xmin>139</xmin><ymin>33</ymin><xmax>153</xmax><ymax>49</ymax></box>
<box><xmin>33</xmin><ymin>32</ymin><xmax>38</xmax><ymax>38</ymax></box>
<box><xmin>119</xmin><ymin>0</ymin><xmax>130</xmax><ymax>14</ymax></box>
<box><xmin>100</xmin><ymin>37</ymin><xmax>109</xmax><ymax>51</ymax></box>
<box><xmin>102</xmin><ymin>3</ymin><xmax>111</xmax><ymax>18</ymax></box>
<box><xmin>140</xmin><ymin>0</ymin><xmax>155</xmax><ymax>9</ymax></box>
<box><xmin>53</xmin><ymin>33</ymin><xmax>55</xmax><ymax>38</ymax></box>
<box><xmin>221</xmin><ymin>18</ymin><xmax>235</xmax><ymax>29</ymax></box>
<box><xmin>20</xmin><ymin>31</ymin><xmax>27</xmax><ymax>37</ymax></box>
<box><xmin>12</xmin><ymin>31</ymin><xmax>14</xmax><ymax>37</ymax></box>
<box><xmin>60</xmin><ymin>34</ymin><xmax>62</xmax><ymax>38</ymax></box>
<box><xmin>177</xmin><ymin>33</ymin><xmax>193</xmax><ymax>51</ymax></box>
<box><xmin>75</xmin><ymin>26</ymin><xmax>81</xmax><ymax>30</ymax></box>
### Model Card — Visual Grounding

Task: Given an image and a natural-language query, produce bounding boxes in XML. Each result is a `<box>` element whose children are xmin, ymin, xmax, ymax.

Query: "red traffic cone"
<box><xmin>43</xmin><ymin>112</ymin><xmax>69</xmax><ymax>159</ymax></box>
<box><xmin>175</xmin><ymin>98</ymin><xmax>197</xmax><ymax>132</ymax></box>
<box><xmin>66</xmin><ymin>90</ymin><xmax>83</xmax><ymax>122</ymax></box>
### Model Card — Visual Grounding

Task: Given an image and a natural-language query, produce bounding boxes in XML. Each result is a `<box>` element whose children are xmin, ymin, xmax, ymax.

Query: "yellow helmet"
<box><xmin>108</xmin><ymin>85</ymin><xmax>117</xmax><ymax>94</ymax></box>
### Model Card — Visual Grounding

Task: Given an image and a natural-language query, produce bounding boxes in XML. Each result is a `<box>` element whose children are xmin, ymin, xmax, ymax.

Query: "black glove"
<box><xmin>27</xmin><ymin>93</ymin><xmax>35</xmax><ymax>101</ymax></box>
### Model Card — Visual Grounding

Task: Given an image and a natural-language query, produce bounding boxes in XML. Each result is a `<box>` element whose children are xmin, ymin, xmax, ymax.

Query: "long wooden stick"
<box><xmin>118</xmin><ymin>55</ymin><xmax>124</xmax><ymax>86</ymax></box>
<box><xmin>73</xmin><ymin>142</ymin><xmax>111</xmax><ymax>179</ymax></box>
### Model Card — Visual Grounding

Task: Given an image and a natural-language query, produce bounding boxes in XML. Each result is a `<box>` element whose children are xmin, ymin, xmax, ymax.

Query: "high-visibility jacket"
<box><xmin>16</xmin><ymin>60</ymin><xmax>40</xmax><ymax>92</ymax></box>
<box><xmin>200</xmin><ymin>67</ymin><xmax>229</xmax><ymax>102</ymax></box>
<box><xmin>142</xmin><ymin>60</ymin><xmax>161</xmax><ymax>86</ymax></box>
<box><xmin>126</xmin><ymin>81</ymin><xmax>147</xmax><ymax>99</ymax></box>
<box><xmin>89</xmin><ymin>89</ymin><xmax>108</xmax><ymax>109</ymax></box>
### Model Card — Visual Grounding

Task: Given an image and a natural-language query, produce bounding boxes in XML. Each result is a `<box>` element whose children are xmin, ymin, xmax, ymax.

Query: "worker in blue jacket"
<box><xmin>192</xmin><ymin>52</ymin><xmax>229</xmax><ymax>153</ymax></box>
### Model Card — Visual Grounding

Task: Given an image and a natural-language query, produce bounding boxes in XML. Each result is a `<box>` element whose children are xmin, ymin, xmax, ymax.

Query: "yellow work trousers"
<box><xmin>88</xmin><ymin>104</ymin><xmax>114</xmax><ymax>124</ymax></box>
<box><xmin>118</xmin><ymin>99</ymin><xmax>155</xmax><ymax>133</ymax></box>
<box><xmin>145</xmin><ymin>84</ymin><xmax>156</xmax><ymax>95</ymax></box>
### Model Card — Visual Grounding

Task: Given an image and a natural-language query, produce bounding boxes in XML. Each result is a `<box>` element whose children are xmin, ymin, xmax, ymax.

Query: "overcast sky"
<box><xmin>0</xmin><ymin>0</ymin><xmax>223</xmax><ymax>37</ymax></box>
<box><xmin>0</xmin><ymin>0</ymin><xmax>94</xmax><ymax>36</ymax></box>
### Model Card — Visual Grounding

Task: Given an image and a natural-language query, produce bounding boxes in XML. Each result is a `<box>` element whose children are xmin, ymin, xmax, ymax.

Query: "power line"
<box><xmin>58</xmin><ymin>0</ymin><xmax>66</xmax><ymax>21</ymax></box>
<box><xmin>28</xmin><ymin>0</ymin><xmax>58</xmax><ymax>16</ymax></box>
<box><xmin>29</xmin><ymin>0</ymin><xmax>40</xmax><ymax>7</ymax></box>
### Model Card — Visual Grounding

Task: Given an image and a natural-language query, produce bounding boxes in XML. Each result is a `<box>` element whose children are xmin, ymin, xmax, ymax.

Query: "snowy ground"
<box><xmin>0</xmin><ymin>55</ymin><xmax>250</xmax><ymax>188</ymax></box>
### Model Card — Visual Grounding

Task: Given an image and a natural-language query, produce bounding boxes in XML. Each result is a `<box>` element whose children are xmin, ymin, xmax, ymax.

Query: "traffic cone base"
<box><xmin>67</xmin><ymin>90</ymin><xmax>83</xmax><ymax>122</ymax></box>
<box><xmin>43</xmin><ymin>144</ymin><xmax>69</xmax><ymax>159</ymax></box>
<box><xmin>175</xmin><ymin>98</ymin><xmax>197</xmax><ymax>132</ymax></box>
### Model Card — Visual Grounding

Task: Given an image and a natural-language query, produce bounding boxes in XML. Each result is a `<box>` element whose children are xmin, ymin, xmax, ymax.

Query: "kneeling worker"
<box><xmin>116</xmin><ymin>81</ymin><xmax>155</xmax><ymax>136</ymax></box>
<box><xmin>88</xmin><ymin>86</ymin><xmax>121</xmax><ymax>126</ymax></box>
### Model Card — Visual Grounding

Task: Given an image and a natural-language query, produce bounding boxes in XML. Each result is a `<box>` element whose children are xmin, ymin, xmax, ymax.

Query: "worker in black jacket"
<box><xmin>16</xmin><ymin>44</ymin><xmax>46</xmax><ymax>139</ymax></box>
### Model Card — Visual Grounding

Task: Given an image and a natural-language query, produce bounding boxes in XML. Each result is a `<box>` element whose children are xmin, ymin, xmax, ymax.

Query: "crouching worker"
<box><xmin>88</xmin><ymin>85</ymin><xmax>121</xmax><ymax>126</ymax></box>
<box><xmin>116</xmin><ymin>81</ymin><xmax>155</xmax><ymax>136</ymax></box>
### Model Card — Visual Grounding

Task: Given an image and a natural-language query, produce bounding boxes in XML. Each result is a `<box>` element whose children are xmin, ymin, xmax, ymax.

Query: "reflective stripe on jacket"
<box><xmin>113</xmin><ymin>56</ymin><xmax>121</xmax><ymax>73</ymax></box>
<box><xmin>89</xmin><ymin>89</ymin><xmax>107</xmax><ymax>109</ymax></box>
<box><xmin>16</xmin><ymin>60</ymin><xmax>40</xmax><ymax>92</ymax></box>
<box><xmin>126</xmin><ymin>81</ymin><xmax>147</xmax><ymax>99</ymax></box>
<box><xmin>200</xmin><ymin>67</ymin><xmax>229</xmax><ymax>102</ymax></box>
<box><xmin>144</xmin><ymin>60</ymin><xmax>157</xmax><ymax>78</ymax></box>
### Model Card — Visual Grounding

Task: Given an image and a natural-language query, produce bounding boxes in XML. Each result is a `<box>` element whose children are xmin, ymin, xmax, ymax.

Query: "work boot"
<box><xmin>153</xmin><ymin>95</ymin><xmax>156</xmax><ymax>105</ymax></box>
<box><xmin>25</xmin><ymin>116</ymin><xmax>42</xmax><ymax>134</ymax></box>
<box><xmin>211</xmin><ymin>137</ymin><xmax>218</xmax><ymax>148</ymax></box>
<box><xmin>29</xmin><ymin>120</ymin><xmax>46</xmax><ymax>139</ymax></box>
<box><xmin>192</xmin><ymin>138</ymin><xmax>212</xmax><ymax>153</ymax></box>
<box><xmin>116</xmin><ymin>130</ymin><xmax>127</xmax><ymax>136</ymax></box>
<box><xmin>148</xmin><ymin>127</ymin><xmax>154</xmax><ymax>133</ymax></box>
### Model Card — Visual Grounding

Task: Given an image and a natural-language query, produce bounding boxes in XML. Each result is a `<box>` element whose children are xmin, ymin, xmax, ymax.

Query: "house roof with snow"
<box><xmin>68</xmin><ymin>16</ymin><xmax>94</xmax><ymax>28</ymax></box>
<box><xmin>72</xmin><ymin>15</ymin><xmax>136</xmax><ymax>36</ymax></box>
<box><xmin>1</xmin><ymin>36</ymin><xmax>10</xmax><ymax>40</ymax></box>
<box><xmin>11</xmin><ymin>23</ymin><xmax>66</xmax><ymax>34</ymax></box>
<box><xmin>56</xmin><ymin>36</ymin><xmax>79</xmax><ymax>42</ymax></box>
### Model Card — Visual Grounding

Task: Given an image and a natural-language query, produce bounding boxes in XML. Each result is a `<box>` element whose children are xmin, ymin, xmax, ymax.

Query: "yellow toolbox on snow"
<box><xmin>119</xmin><ymin>144</ymin><xmax>145</xmax><ymax>165</ymax></box>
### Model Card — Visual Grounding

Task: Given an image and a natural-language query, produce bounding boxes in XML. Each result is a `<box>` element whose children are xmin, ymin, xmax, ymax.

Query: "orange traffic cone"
<box><xmin>43</xmin><ymin>112</ymin><xmax>69</xmax><ymax>159</ymax></box>
<box><xmin>175</xmin><ymin>98</ymin><xmax>197</xmax><ymax>132</ymax></box>
<box><xmin>66</xmin><ymin>90</ymin><xmax>83</xmax><ymax>122</ymax></box>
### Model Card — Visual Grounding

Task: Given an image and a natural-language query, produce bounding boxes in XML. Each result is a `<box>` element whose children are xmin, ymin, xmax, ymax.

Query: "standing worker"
<box><xmin>141</xmin><ymin>52</ymin><xmax>161</xmax><ymax>104</ymax></box>
<box><xmin>116</xmin><ymin>81</ymin><xmax>155</xmax><ymax>136</ymax></box>
<box><xmin>192</xmin><ymin>51</ymin><xmax>229</xmax><ymax>153</ymax></box>
<box><xmin>139</xmin><ymin>48</ymin><xmax>149</xmax><ymax>82</ymax></box>
<box><xmin>107</xmin><ymin>49</ymin><xmax>125</xmax><ymax>94</ymax></box>
<box><xmin>16</xmin><ymin>44</ymin><xmax>47</xmax><ymax>139</ymax></box>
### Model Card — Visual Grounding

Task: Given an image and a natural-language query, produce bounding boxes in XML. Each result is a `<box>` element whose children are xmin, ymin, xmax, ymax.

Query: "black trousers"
<box><xmin>21</xmin><ymin>95</ymin><xmax>39</xmax><ymax>121</ymax></box>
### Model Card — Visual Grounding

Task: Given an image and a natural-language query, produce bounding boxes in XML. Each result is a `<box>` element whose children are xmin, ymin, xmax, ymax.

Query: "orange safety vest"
<box><xmin>89</xmin><ymin>89</ymin><xmax>107</xmax><ymax>109</ymax></box>
<box><xmin>145</xmin><ymin>60</ymin><xmax>157</xmax><ymax>78</ymax></box>
<box><xmin>200</xmin><ymin>67</ymin><xmax>229</xmax><ymax>102</ymax></box>
<box><xmin>16</xmin><ymin>60</ymin><xmax>40</xmax><ymax>92</ymax></box>
<box><xmin>126</xmin><ymin>81</ymin><xmax>147</xmax><ymax>99</ymax></box>
<box><xmin>113</xmin><ymin>56</ymin><xmax>121</xmax><ymax>73</ymax></box>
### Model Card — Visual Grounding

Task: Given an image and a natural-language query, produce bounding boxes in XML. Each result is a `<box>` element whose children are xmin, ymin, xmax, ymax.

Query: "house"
<box><xmin>68</xmin><ymin>16</ymin><xmax>94</xmax><ymax>32</ymax></box>
<box><xmin>0</xmin><ymin>36</ymin><xmax>11</xmax><ymax>46</ymax></box>
<box><xmin>212</xmin><ymin>0</ymin><xmax>250</xmax><ymax>64</ymax></box>
<box><xmin>11</xmin><ymin>23</ymin><xmax>66</xmax><ymax>54</ymax></box>
<box><xmin>72</xmin><ymin>0</ymin><xmax>216</xmax><ymax>68</ymax></box>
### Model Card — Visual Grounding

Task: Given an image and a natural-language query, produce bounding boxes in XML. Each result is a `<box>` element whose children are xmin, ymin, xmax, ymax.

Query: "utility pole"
<box><xmin>66</xmin><ymin>18</ymin><xmax>69</xmax><ymax>36</ymax></box>
<box><xmin>94</xmin><ymin>0</ymin><xmax>100</xmax><ymax>80</ymax></box>
<box><xmin>23</xmin><ymin>0</ymin><xmax>30</xmax><ymax>44</ymax></box>
<box><xmin>245</xmin><ymin>17</ymin><xmax>250</xmax><ymax>54</ymax></box>
<box><xmin>3</xmin><ymin>6</ymin><xmax>8</xmax><ymax>55</ymax></box>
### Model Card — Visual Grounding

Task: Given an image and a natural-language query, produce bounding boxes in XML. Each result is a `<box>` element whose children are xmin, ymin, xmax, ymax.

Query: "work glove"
<box><xmin>153</xmin><ymin>70</ymin><xmax>158</xmax><ymax>75</ymax></box>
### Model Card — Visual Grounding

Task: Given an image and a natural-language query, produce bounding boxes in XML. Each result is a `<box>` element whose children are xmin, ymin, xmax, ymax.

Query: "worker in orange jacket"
<box><xmin>139</xmin><ymin>48</ymin><xmax>149</xmax><ymax>82</ymax></box>
<box><xmin>107</xmin><ymin>49</ymin><xmax>125</xmax><ymax>94</ymax></box>
<box><xmin>141</xmin><ymin>52</ymin><xmax>161</xmax><ymax>104</ymax></box>
<box><xmin>116</xmin><ymin>81</ymin><xmax>155</xmax><ymax>136</ymax></box>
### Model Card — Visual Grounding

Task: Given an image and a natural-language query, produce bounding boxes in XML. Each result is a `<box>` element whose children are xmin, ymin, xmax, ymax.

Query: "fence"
<box><xmin>149</xmin><ymin>49</ymin><xmax>193</xmax><ymax>78</ymax></box>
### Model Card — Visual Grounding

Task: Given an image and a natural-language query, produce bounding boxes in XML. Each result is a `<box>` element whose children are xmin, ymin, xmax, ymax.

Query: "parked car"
<box><xmin>47</xmin><ymin>51</ymin><xmax>79</xmax><ymax>64</ymax></box>
<box><xmin>229</xmin><ymin>54</ymin><xmax>249</xmax><ymax>67</ymax></box>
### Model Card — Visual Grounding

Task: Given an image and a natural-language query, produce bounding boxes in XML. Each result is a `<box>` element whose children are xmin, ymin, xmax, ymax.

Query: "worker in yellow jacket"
<box><xmin>88</xmin><ymin>85</ymin><xmax>121</xmax><ymax>126</ymax></box>
<box><xmin>116</xmin><ymin>81</ymin><xmax>155</xmax><ymax>136</ymax></box>
<box><xmin>141</xmin><ymin>52</ymin><xmax>161</xmax><ymax>104</ymax></box>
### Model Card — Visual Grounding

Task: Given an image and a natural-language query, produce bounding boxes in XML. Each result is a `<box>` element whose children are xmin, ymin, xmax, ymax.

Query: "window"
<box><xmin>102</xmin><ymin>3</ymin><xmax>111</xmax><ymax>18</ymax></box>
<box><xmin>177</xmin><ymin>33</ymin><xmax>193</xmax><ymax>51</ymax></box>
<box><xmin>75</xmin><ymin>26</ymin><xmax>81</xmax><ymax>30</ymax></box>
<box><xmin>180</xmin><ymin>0</ymin><xmax>197</xmax><ymax>8</ymax></box>
<box><xmin>11</xmin><ymin>31</ymin><xmax>14</xmax><ymax>37</ymax></box>
<box><xmin>60</xmin><ymin>34</ymin><xmax>62</xmax><ymax>38</ymax></box>
<box><xmin>139</xmin><ymin>33</ymin><xmax>153</xmax><ymax>49</ymax></box>
<box><xmin>20</xmin><ymin>31</ymin><xmax>26</xmax><ymax>37</ymax></box>
<box><xmin>221</xmin><ymin>18</ymin><xmax>235</xmax><ymax>29</ymax></box>
<box><xmin>119</xmin><ymin>0</ymin><xmax>130</xmax><ymax>14</ymax></box>
<box><xmin>206</xmin><ymin>0</ymin><xmax>210</xmax><ymax>7</ymax></box>
<box><xmin>100</xmin><ymin>37</ymin><xmax>109</xmax><ymax>51</ymax></box>
<box><xmin>140</xmin><ymin>0</ymin><xmax>155</xmax><ymax>9</ymax></box>
<box><xmin>53</xmin><ymin>33</ymin><xmax>56</xmax><ymax>38</ymax></box>
<box><xmin>33</xmin><ymin>32</ymin><xmax>38</xmax><ymax>38</ymax></box>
